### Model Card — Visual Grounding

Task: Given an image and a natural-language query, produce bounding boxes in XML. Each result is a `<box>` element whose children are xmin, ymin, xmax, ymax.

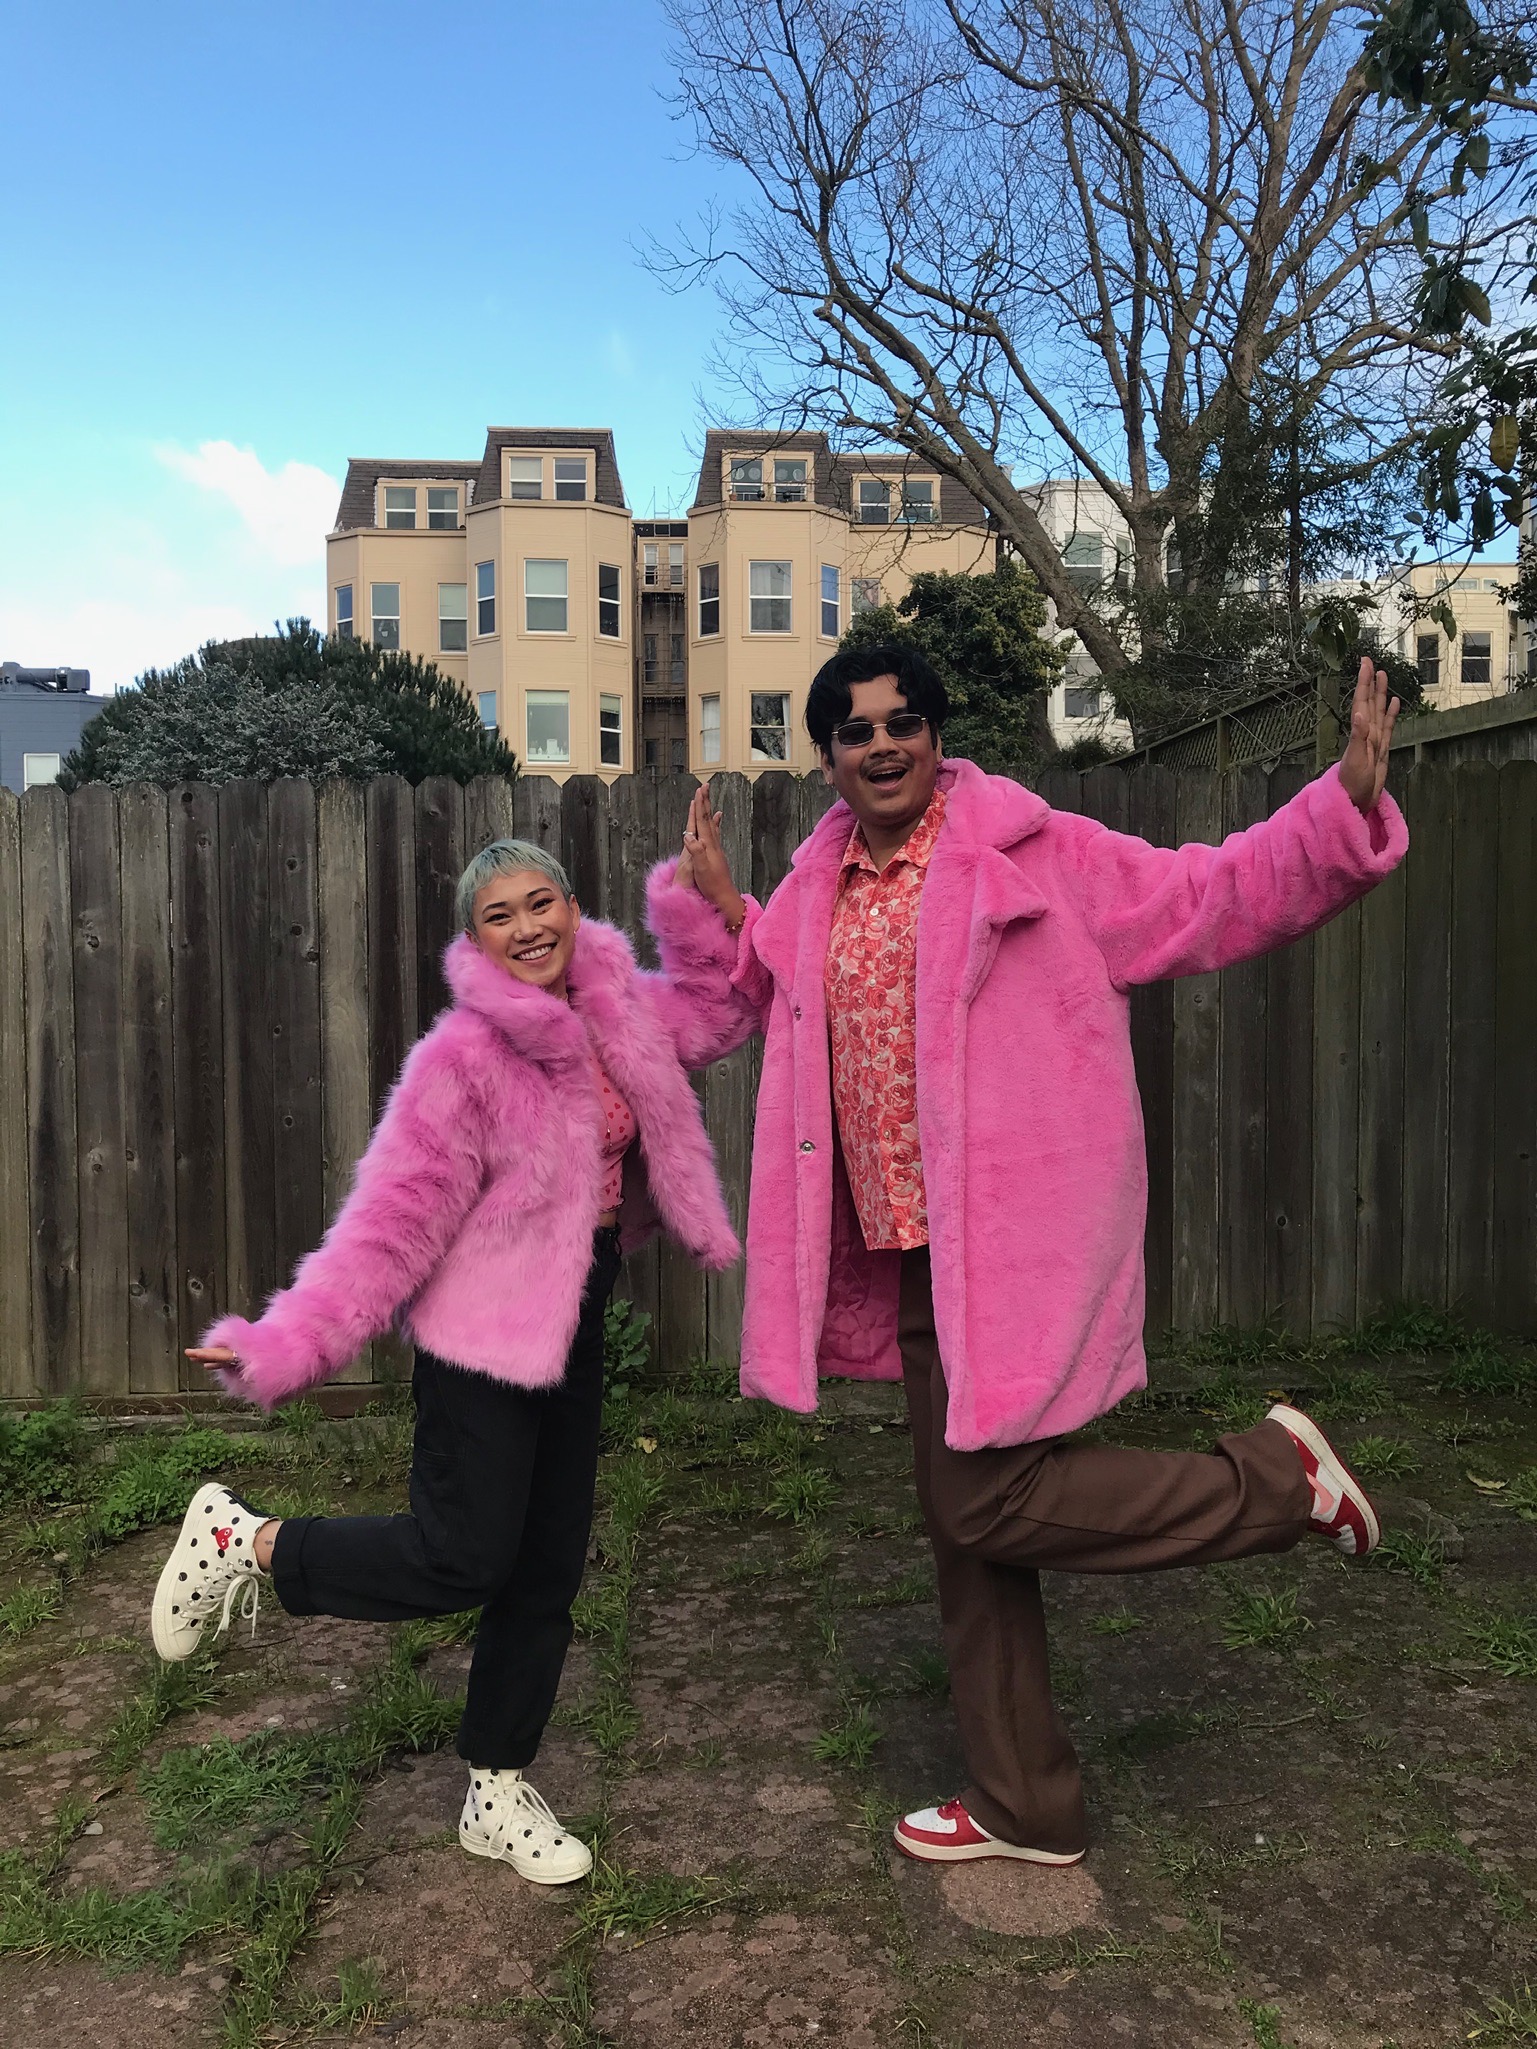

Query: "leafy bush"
<box><xmin>92</xmin><ymin>1428</ymin><xmax>250</xmax><ymax>1541</ymax></box>
<box><xmin>603</xmin><ymin>1299</ymin><xmax>653</xmax><ymax>1388</ymax></box>
<box><xmin>0</xmin><ymin>1404</ymin><xmax>88</xmax><ymax>1510</ymax></box>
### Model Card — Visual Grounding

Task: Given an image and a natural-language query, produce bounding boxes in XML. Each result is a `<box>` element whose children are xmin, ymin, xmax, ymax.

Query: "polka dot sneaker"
<box><xmin>459</xmin><ymin>1768</ymin><xmax>593</xmax><ymax>1884</ymax></box>
<box><xmin>151</xmin><ymin>1482</ymin><xmax>268</xmax><ymax>1662</ymax></box>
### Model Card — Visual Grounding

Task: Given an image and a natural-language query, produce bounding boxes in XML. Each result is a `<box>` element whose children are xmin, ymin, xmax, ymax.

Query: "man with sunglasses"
<box><xmin>680</xmin><ymin>641</ymin><xmax>1404</xmax><ymax>1868</ymax></box>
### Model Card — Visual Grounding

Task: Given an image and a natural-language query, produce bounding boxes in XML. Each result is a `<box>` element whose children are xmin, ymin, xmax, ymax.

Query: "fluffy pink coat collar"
<box><xmin>441</xmin><ymin>917</ymin><xmax>641</xmax><ymax>1069</ymax></box>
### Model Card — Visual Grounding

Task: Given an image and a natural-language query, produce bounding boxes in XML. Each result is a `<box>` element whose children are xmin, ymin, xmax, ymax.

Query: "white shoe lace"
<box><xmin>473</xmin><ymin>1771</ymin><xmax>566</xmax><ymax>1848</ymax></box>
<box><xmin>214</xmin><ymin>1570</ymin><xmax>261</xmax><ymax>1643</ymax></box>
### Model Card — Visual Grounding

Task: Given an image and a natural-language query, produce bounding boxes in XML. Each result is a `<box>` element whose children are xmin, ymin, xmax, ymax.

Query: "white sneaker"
<box><xmin>459</xmin><ymin>1768</ymin><xmax>593</xmax><ymax>1884</ymax></box>
<box><xmin>151</xmin><ymin>1482</ymin><xmax>268</xmax><ymax>1662</ymax></box>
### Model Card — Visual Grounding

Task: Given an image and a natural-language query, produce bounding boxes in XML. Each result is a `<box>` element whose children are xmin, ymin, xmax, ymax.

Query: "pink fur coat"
<box><xmin>203</xmin><ymin>867</ymin><xmax>756</xmax><ymax>1409</ymax></box>
<box><xmin>730</xmin><ymin>756</ymin><xmax>1409</xmax><ymax>1451</ymax></box>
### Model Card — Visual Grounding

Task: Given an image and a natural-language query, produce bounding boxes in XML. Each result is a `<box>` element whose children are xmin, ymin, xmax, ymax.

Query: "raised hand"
<box><xmin>675</xmin><ymin>783</ymin><xmax>747</xmax><ymax>931</ymax></box>
<box><xmin>185</xmin><ymin>1345</ymin><xmax>239</xmax><ymax>1385</ymax></box>
<box><xmin>1338</xmin><ymin>654</ymin><xmax>1400</xmax><ymax>815</ymax></box>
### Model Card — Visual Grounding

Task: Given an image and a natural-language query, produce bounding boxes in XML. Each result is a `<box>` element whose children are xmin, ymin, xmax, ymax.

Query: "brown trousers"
<box><xmin>899</xmin><ymin>1248</ymin><xmax>1310</xmax><ymax>1856</ymax></box>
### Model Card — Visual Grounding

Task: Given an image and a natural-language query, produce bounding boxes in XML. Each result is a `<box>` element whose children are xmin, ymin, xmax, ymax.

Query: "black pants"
<box><xmin>270</xmin><ymin>1228</ymin><xmax>622</xmax><ymax>1769</ymax></box>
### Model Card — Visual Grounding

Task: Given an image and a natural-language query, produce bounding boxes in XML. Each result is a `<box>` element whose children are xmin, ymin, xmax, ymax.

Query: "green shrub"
<box><xmin>0</xmin><ymin>1403</ymin><xmax>88</xmax><ymax>1509</ymax></box>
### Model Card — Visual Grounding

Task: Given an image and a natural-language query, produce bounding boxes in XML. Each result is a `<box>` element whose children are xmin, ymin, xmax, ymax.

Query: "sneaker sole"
<box><xmin>1269</xmin><ymin>1405</ymin><xmax>1381</xmax><ymax>1555</ymax></box>
<box><xmin>151</xmin><ymin>1482</ymin><xmax>233</xmax><ymax>1661</ymax></box>
<box><xmin>893</xmin><ymin>1825</ymin><xmax>1085</xmax><ymax>1866</ymax></box>
<box><xmin>459</xmin><ymin>1824</ymin><xmax>592</xmax><ymax>1885</ymax></box>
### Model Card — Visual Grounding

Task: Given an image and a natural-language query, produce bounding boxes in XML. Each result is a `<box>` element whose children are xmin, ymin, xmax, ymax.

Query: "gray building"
<box><xmin>0</xmin><ymin>664</ymin><xmax>108</xmax><ymax>792</ymax></box>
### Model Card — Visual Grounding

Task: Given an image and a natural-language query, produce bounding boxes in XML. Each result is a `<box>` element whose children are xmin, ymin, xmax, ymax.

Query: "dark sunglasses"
<box><xmin>831</xmin><ymin>711</ymin><xmax>928</xmax><ymax>749</ymax></box>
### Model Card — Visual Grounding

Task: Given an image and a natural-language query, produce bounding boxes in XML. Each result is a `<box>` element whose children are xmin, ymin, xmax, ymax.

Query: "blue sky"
<box><xmin>0</xmin><ymin>1</ymin><xmax>1515</xmax><ymax>692</ymax></box>
<box><xmin>0</xmin><ymin>1</ymin><xmax>726</xmax><ymax>688</ymax></box>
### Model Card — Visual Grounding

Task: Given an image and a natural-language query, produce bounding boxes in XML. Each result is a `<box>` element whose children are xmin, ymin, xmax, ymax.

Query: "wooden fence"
<box><xmin>1</xmin><ymin>758</ymin><xmax>1534</xmax><ymax>1405</ymax></box>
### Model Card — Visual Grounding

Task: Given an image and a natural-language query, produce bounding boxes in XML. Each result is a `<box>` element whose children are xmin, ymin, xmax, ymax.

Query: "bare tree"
<box><xmin>657</xmin><ymin>0</ymin><xmax>1529</xmax><ymax>676</ymax></box>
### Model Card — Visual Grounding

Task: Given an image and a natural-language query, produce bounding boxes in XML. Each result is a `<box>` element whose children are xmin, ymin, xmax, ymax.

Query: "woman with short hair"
<box><xmin>152</xmin><ymin>793</ymin><xmax>751</xmax><ymax>1884</ymax></box>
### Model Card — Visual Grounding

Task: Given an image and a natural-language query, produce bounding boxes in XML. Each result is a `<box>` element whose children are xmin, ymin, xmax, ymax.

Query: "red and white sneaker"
<box><xmin>893</xmin><ymin>1797</ymin><xmax>1084</xmax><ymax>1866</ymax></box>
<box><xmin>1266</xmin><ymin>1403</ymin><xmax>1380</xmax><ymax>1557</ymax></box>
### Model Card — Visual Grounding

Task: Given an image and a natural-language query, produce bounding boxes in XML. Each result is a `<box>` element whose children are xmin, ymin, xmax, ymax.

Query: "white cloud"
<box><xmin>155</xmin><ymin>440</ymin><xmax>340</xmax><ymax>568</ymax></box>
<box><xmin>0</xmin><ymin>594</ymin><xmax>315</xmax><ymax>695</ymax></box>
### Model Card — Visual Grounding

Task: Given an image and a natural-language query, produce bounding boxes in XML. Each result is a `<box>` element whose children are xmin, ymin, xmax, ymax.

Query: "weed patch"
<box><xmin>0</xmin><ymin>1403</ymin><xmax>89</xmax><ymax>1509</ymax></box>
<box><xmin>1221</xmin><ymin>1587</ymin><xmax>1310</xmax><ymax>1651</ymax></box>
<box><xmin>1347</xmin><ymin>1435</ymin><xmax>1420</xmax><ymax>1480</ymax></box>
<box><xmin>903</xmin><ymin>1649</ymin><xmax>949</xmax><ymax>1697</ymax></box>
<box><xmin>141</xmin><ymin>1730</ymin><xmax>326</xmax><ymax>1849</ymax></box>
<box><xmin>1466</xmin><ymin>1615</ymin><xmax>1537</xmax><ymax>1681</ymax></box>
<box><xmin>814</xmin><ymin>1700</ymin><xmax>882</xmax><ymax>1770</ymax></box>
<box><xmin>1088</xmin><ymin>1607</ymin><xmax>1145</xmax><ymax>1636</ymax></box>
<box><xmin>0</xmin><ymin>1581</ymin><xmax>62</xmax><ymax>1638</ymax></box>
<box><xmin>851</xmin><ymin>1563</ymin><xmax>934</xmax><ymax>1608</ymax></box>
<box><xmin>580</xmin><ymin>1860</ymin><xmax>730</xmax><ymax>1941</ymax></box>
<box><xmin>1469</xmin><ymin>1984</ymin><xmax>1537</xmax><ymax>2042</ymax></box>
<box><xmin>767</xmin><ymin>1467</ymin><xmax>837</xmax><ymax>1524</ymax></box>
<box><xmin>101</xmin><ymin>1652</ymin><xmax>223</xmax><ymax>1774</ymax></box>
<box><xmin>1372</xmin><ymin>1527</ymin><xmax>1445</xmax><ymax>1590</ymax></box>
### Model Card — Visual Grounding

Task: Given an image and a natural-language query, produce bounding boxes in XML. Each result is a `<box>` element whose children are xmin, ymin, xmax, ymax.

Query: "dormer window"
<box><xmin>857</xmin><ymin>479</ymin><xmax>890</xmax><ymax>525</ymax></box>
<box><xmin>383</xmin><ymin>486</ymin><xmax>417</xmax><ymax>530</ymax></box>
<box><xmin>554</xmin><ymin>459</ymin><xmax>588</xmax><ymax>502</ymax></box>
<box><xmin>773</xmin><ymin>458</ymin><xmax>808</xmax><ymax>502</ymax></box>
<box><xmin>729</xmin><ymin>458</ymin><xmax>764</xmax><ymax>501</ymax></box>
<box><xmin>898</xmin><ymin>478</ymin><xmax>936</xmax><ymax>524</ymax></box>
<box><xmin>427</xmin><ymin>487</ymin><xmax>461</xmax><ymax>529</ymax></box>
<box><xmin>506</xmin><ymin>456</ymin><xmax>543</xmax><ymax>500</ymax></box>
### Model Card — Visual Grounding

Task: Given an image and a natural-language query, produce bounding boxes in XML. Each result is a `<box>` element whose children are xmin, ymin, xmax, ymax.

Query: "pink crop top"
<box><xmin>593</xmin><ymin>1055</ymin><xmax>637</xmax><ymax>1211</ymax></box>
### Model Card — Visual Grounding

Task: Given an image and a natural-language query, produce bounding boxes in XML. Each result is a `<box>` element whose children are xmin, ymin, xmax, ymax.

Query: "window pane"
<box><xmin>857</xmin><ymin>479</ymin><xmax>889</xmax><ymax>524</ymax></box>
<box><xmin>526</xmin><ymin>691</ymin><xmax>571</xmax><ymax>764</ymax></box>
<box><xmin>384</xmin><ymin>486</ymin><xmax>416</xmax><ymax>529</ymax></box>
<box><xmin>1416</xmin><ymin>634</ymin><xmax>1440</xmax><ymax>691</ymax></box>
<box><xmin>774</xmin><ymin>457</ymin><xmax>808</xmax><ymax>501</ymax></box>
<box><xmin>525</xmin><ymin>559</ymin><xmax>569</xmax><ymax>633</ymax></box>
<box><xmin>1064</xmin><ymin>685</ymin><xmax>1104</xmax><ymax>718</ymax></box>
<box><xmin>598</xmin><ymin>562</ymin><xmax>621</xmax><ymax>637</ymax></box>
<box><xmin>335</xmin><ymin>585</ymin><xmax>354</xmax><ymax>640</ymax></box>
<box><xmin>475</xmin><ymin>561</ymin><xmax>496</xmax><ymax>635</ymax></box>
<box><xmin>600</xmin><ymin>692</ymin><xmax>623</xmax><ymax>767</ymax></box>
<box><xmin>900</xmin><ymin>479</ymin><xmax>936</xmax><ymax>523</ymax></box>
<box><xmin>668</xmin><ymin>542</ymin><xmax>684</xmax><ymax>586</ymax></box>
<box><xmin>750</xmin><ymin>692</ymin><xmax>790</xmax><ymax>761</ymax></box>
<box><xmin>427</xmin><ymin>487</ymin><xmax>459</xmax><ymax>529</ymax></box>
<box><xmin>1462</xmin><ymin>632</ymin><xmax>1492</xmax><ymax>685</ymax></box>
<box><xmin>701</xmin><ymin>694</ymin><xmax>721</xmax><ymax>765</ymax></box>
<box><xmin>23</xmin><ymin>753</ymin><xmax>62</xmax><ymax>787</ymax></box>
<box><xmin>820</xmin><ymin>564</ymin><xmax>839</xmax><ymax>638</ymax></box>
<box><xmin>477</xmin><ymin>691</ymin><xmax>498</xmax><ymax>729</ymax></box>
<box><xmin>698</xmin><ymin>562</ymin><xmax>720</xmax><ymax>637</ymax></box>
<box><xmin>852</xmin><ymin>577</ymin><xmax>880</xmax><ymax>615</ymax></box>
<box><xmin>643</xmin><ymin>543</ymin><xmax>658</xmax><ymax>586</ymax></box>
<box><xmin>506</xmin><ymin>456</ymin><xmax>542</xmax><ymax>499</ymax></box>
<box><xmin>554</xmin><ymin>459</ymin><xmax>588</xmax><ymax>502</ymax></box>
<box><xmin>730</xmin><ymin>458</ymin><xmax>764</xmax><ymax>500</ymax></box>
<box><xmin>370</xmin><ymin>583</ymin><xmax>401</xmax><ymax>650</ymax></box>
<box><xmin>750</xmin><ymin>561</ymin><xmax>792</xmax><ymax>633</ymax></box>
<box><xmin>438</xmin><ymin>583</ymin><xmax>468</xmax><ymax>653</ymax></box>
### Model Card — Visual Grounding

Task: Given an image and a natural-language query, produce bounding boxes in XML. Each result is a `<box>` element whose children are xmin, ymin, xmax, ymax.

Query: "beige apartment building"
<box><xmin>326</xmin><ymin>425</ymin><xmax>992</xmax><ymax>779</ymax></box>
<box><xmin>1384</xmin><ymin>561</ymin><xmax>1522</xmax><ymax>707</ymax></box>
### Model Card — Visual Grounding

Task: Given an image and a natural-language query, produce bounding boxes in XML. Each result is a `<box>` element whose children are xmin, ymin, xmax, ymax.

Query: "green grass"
<box><xmin>1238</xmin><ymin>1996</ymin><xmax>1288</xmax><ymax>2048</ymax></box>
<box><xmin>767</xmin><ymin>1467</ymin><xmax>837</xmax><ymax>1524</ymax></box>
<box><xmin>1310</xmin><ymin>1370</ymin><xmax>1394</xmax><ymax>1422</ymax></box>
<box><xmin>813</xmin><ymin>1700</ymin><xmax>882</xmax><ymax>1770</ymax></box>
<box><xmin>1466</xmin><ymin>1615</ymin><xmax>1537</xmax><ymax>1681</ymax></box>
<box><xmin>1221</xmin><ymin>1586</ymin><xmax>1311</xmax><ymax>1651</ymax></box>
<box><xmin>101</xmin><ymin>1652</ymin><xmax>224</xmax><ymax>1775</ymax></box>
<box><xmin>0</xmin><ymin>1581</ymin><xmax>62</xmax><ymax>1638</ymax></box>
<box><xmin>903</xmin><ymin>1649</ymin><xmax>950</xmax><ymax>1697</ymax></box>
<box><xmin>1470</xmin><ymin>1985</ymin><xmax>1537</xmax><ymax>2043</ymax></box>
<box><xmin>1346</xmin><ymin>1435</ymin><xmax>1420</xmax><ymax>1480</ymax></box>
<box><xmin>1438</xmin><ymin>1343</ymin><xmax>1535</xmax><ymax>1398</ymax></box>
<box><xmin>1088</xmin><ymin>1607</ymin><xmax>1145</xmax><ymax>1636</ymax></box>
<box><xmin>1501</xmin><ymin>1468</ymin><xmax>1537</xmax><ymax>1521</ymax></box>
<box><xmin>602</xmin><ymin>1297</ymin><xmax>653</xmax><ymax>1385</ymax></box>
<box><xmin>0</xmin><ymin>1402</ymin><xmax>90</xmax><ymax>1509</ymax></box>
<box><xmin>141</xmin><ymin>1731</ymin><xmax>326</xmax><ymax>1849</ymax></box>
<box><xmin>305</xmin><ymin>1956</ymin><xmax>390</xmax><ymax>2032</ymax></box>
<box><xmin>1372</xmin><ymin>1526</ymin><xmax>1445</xmax><ymax>1590</ymax></box>
<box><xmin>579</xmin><ymin>1861</ymin><xmax>730</xmax><ymax>1941</ymax></box>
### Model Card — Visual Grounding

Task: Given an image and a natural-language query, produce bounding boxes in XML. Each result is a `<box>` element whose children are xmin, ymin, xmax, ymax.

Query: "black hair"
<box><xmin>804</xmin><ymin>642</ymin><xmax>950</xmax><ymax>756</ymax></box>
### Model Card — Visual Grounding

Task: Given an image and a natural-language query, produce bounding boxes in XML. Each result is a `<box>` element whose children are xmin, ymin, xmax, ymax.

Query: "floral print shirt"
<box><xmin>824</xmin><ymin>787</ymin><xmax>947</xmax><ymax>1251</ymax></box>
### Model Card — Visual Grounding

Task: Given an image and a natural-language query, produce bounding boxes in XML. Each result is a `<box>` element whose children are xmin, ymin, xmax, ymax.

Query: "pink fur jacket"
<box><xmin>203</xmin><ymin>866</ymin><xmax>756</xmax><ymax>1409</ymax></box>
<box><xmin>730</xmin><ymin>756</ymin><xmax>1408</xmax><ymax>1451</ymax></box>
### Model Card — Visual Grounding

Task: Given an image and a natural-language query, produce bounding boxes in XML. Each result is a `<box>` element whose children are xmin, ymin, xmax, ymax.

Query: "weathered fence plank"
<box><xmin>23</xmin><ymin>785</ymin><xmax>80</xmax><ymax>1394</ymax></box>
<box><xmin>512</xmin><ymin>774</ymin><xmax>562</xmax><ymax>855</ymax></box>
<box><xmin>364</xmin><ymin>776</ymin><xmax>416</xmax><ymax>1383</ymax></box>
<box><xmin>1263</xmin><ymin>767</ymin><xmax>1316</xmax><ymax>1331</ymax></box>
<box><xmin>270</xmin><ymin>780</ymin><xmax>324</xmax><ymax>1294</ymax></box>
<box><xmin>1311</xmin><ymin>893</ymin><xmax>1363</xmax><ymax>1337</ymax></box>
<box><xmin>704</xmin><ymin>772</ymin><xmax>755</xmax><ymax>1363</ymax></box>
<box><xmin>120</xmin><ymin>785</ymin><xmax>179</xmax><ymax>1393</ymax></box>
<box><xmin>1356</xmin><ymin>811</ymin><xmax>1408</xmax><ymax>1323</ymax></box>
<box><xmin>70</xmin><ymin>782</ymin><xmax>127</xmax><ymax>1395</ymax></box>
<box><xmin>1448</xmin><ymin>761</ymin><xmax>1500</xmax><ymax>1314</ymax></box>
<box><xmin>1493</xmin><ymin>761</ymin><xmax>1537</xmax><ymax>1332</ymax></box>
<box><xmin>1218</xmin><ymin>770</ymin><xmax>1270</xmax><ymax>1329</ymax></box>
<box><xmin>219</xmin><ymin>780</ymin><xmax>277</xmax><ymax>1322</ymax></box>
<box><xmin>0</xmin><ymin>790</ymin><xmax>31</xmax><ymax>1394</ymax></box>
<box><xmin>654</xmin><ymin>772</ymin><xmax>708</xmax><ymax>1370</ymax></box>
<box><xmin>170</xmin><ymin>784</ymin><xmax>226</xmax><ymax>1374</ymax></box>
<box><xmin>414</xmin><ymin>776</ymin><xmax>465</xmax><ymax>1030</ymax></box>
<box><xmin>1400</xmin><ymin>766</ymin><xmax>1453</xmax><ymax>1308</ymax></box>
<box><xmin>317</xmin><ymin>781</ymin><xmax>374</xmax><ymax>1383</ymax></box>
<box><xmin>462</xmin><ymin>774</ymin><xmax>517</xmax><ymax>861</ymax></box>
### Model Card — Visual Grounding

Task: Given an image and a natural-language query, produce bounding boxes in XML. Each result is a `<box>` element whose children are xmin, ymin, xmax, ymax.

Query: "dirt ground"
<box><xmin>2</xmin><ymin>1340</ymin><xmax>1536</xmax><ymax>2048</ymax></box>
